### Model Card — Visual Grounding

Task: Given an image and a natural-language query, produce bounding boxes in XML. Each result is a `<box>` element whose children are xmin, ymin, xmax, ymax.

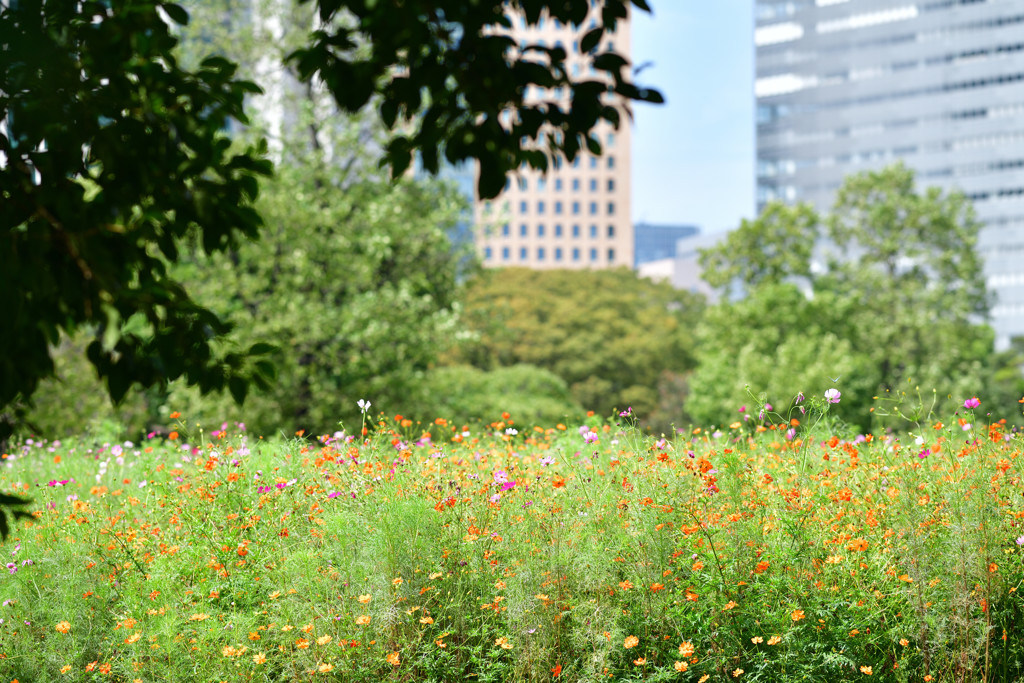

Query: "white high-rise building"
<box><xmin>755</xmin><ymin>0</ymin><xmax>1024</xmax><ymax>348</ymax></box>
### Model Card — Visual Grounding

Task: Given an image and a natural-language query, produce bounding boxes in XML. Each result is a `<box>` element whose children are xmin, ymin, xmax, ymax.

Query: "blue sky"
<box><xmin>631</xmin><ymin>1</ymin><xmax>755</xmax><ymax>234</ymax></box>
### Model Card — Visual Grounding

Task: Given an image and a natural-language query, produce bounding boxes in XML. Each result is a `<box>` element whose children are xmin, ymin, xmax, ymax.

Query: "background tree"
<box><xmin>823</xmin><ymin>163</ymin><xmax>991</xmax><ymax>395</ymax></box>
<box><xmin>698</xmin><ymin>201</ymin><xmax>818</xmax><ymax>291</ymax></box>
<box><xmin>694</xmin><ymin>163</ymin><xmax>1014</xmax><ymax>429</ymax></box>
<box><xmin>450</xmin><ymin>267</ymin><xmax>705</xmax><ymax>430</ymax></box>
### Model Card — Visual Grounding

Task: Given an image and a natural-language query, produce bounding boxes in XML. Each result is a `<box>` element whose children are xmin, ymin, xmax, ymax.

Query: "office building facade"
<box><xmin>755</xmin><ymin>0</ymin><xmax>1024</xmax><ymax>347</ymax></box>
<box><xmin>475</xmin><ymin>5</ymin><xmax>633</xmax><ymax>269</ymax></box>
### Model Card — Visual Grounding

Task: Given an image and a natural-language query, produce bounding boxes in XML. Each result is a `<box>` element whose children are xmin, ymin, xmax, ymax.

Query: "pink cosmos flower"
<box><xmin>964</xmin><ymin>397</ymin><xmax>981</xmax><ymax>409</ymax></box>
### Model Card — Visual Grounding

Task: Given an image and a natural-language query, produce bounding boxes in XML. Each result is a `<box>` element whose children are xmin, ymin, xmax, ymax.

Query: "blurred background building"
<box><xmin>755</xmin><ymin>0</ymin><xmax>1024</xmax><ymax>348</ymax></box>
<box><xmin>474</xmin><ymin>5</ymin><xmax>634</xmax><ymax>269</ymax></box>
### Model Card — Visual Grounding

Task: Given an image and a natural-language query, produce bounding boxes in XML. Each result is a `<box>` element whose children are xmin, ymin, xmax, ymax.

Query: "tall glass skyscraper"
<box><xmin>755</xmin><ymin>0</ymin><xmax>1024</xmax><ymax>348</ymax></box>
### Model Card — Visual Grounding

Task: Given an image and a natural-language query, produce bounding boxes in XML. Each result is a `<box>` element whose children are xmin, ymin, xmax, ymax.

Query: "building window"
<box><xmin>589</xmin><ymin>202</ymin><xmax>597</xmax><ymax>215</ymax></box>
<box><xmin>484</xmin><ymin>247</ymin><xmax>492</xmax><ymax>260</ymax></box>
<box><xmin>537</xmin><ymin>178</ymin><xmax>546</xmax><ymax>191</ymax></box>
<box><xmin>555</xmin><ymin>178</ymin><xmax>563</xmax><ymax>190</ymax></box>
<box><xmin>607</xmin><ymin>133</ymin><xmax>615</xmax><ymax>147</ymax></box>
<box><xmin>537</xmin><ymin>201</ymin><xmax>545</xmax><ymax>214</ymax></box>
<box><xmin>572</xmin><ymin>201</ymin><xmax>580</xmax><ymax>214</ymax></box>
<box><xmin>519</xmin><ymin>200</ymin><xmax>528</xmax><ymax>213</ymax></box>
<box><xmin>502</xmin><ymin>247</ymin><xmax>510</xmax><ymax>260</ymax></box>
<box><xmin>517</xmin><ymin>177</ymin><xmax>527</xmax><ymax>190</ymax></box>
<box><xmin>502</xmin><ymin>223</ymin><xmax>510</xmax><ymax>237</ymax></box>
<box><xmin>520</xmin><ymin>224</ymin><xmax>528</xmax><ymax>237</ymax></box>
<box><xmin>590</xmin><ymin>157</ymin><xmax>598</xmax><ymax>169</ymax></box>
<box><xmin>572</xmin><ymin>224</ymin><xmax>580</xmax><ymax>237</ymax></box>
<box><xmin>608</xmin><ymin>156</ymin><xmax>615</xmax><ymax>169</ymax></box>
<box><xmin>555</xmin><ymin>201</ymin><xmax>563</xmax><ymax>214</ymax></box>
<box><xmin>537</xmin><ymin>247</ymin><xmax>545</xmax><ymax>260</ymax></box>
<box><xmin>590</xmin><ymin>248</ymin><xmax>598</xmax><ymax>261</ymax></box>
<box><xmin>589</xmin><ymin>224</ymin><xmax>598</xmax><ymax>238</ymax></box>
<box><xmin>537</xmin><ymin>223</ymin><xmax>545</xmax><ymax>237</ymax></box>
<box><xmin>607</xmin><ymin>248</ymin><xmax>615</xmax><ymax>262</ymax></box>
<box><xmin>607</xmin><ymin>179</ymin><xmax>615</xmax><ymax>191</ymax></box>
<box><xmin>573</xmin><ymin>157</ymin><xmax>580</xmax><ymax>168</ymax></box>
<box><xmin>555</xmin><ymin>224</ymin><xmax>563</xmax><ymax>237</ymax></box>
<box><xmin>572</xmin><ymin>178</ymin><xmax>580</xmax><ymax>191</ymax></box>
<box><xmin>555</xmin><ymin>247</ymin><xmax>563</xmax><ymax>261</ymax></box>
<box><xmin>607</xmin><ymin>202</ymin><xmax>615</xmax><ymax>215</ymax></box>
<box><xmin>607</xmin><ymin>225</ymin><xmax>615</xmax><ymax>238</ymax></box>
<box><xmin>589</xmin><ymin>178</ymin><xmax>597</xmax><ymax>191</ymax></box>
<box><xmin>520</xmin><ymin>247</ymin><xmax>528</xmax><ymax>261</ymax></box>
<box><xmin>572</xmin><ymin>248</ymin><xmax>581</xmax><ymax>261</ymax></box>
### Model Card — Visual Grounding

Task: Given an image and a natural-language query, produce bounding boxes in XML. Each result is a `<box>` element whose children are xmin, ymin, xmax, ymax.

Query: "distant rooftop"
<box><xmin>634</xmin><ymin>222</ymin><xmax>700</xmax><ymax>267</ymax></box>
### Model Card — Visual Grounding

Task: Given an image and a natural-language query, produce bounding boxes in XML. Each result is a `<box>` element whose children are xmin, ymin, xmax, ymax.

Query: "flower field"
<box><xmin>0</xmin><ymin>399</ymin><xmax>1022</xmax><ymax>682</ymax></box>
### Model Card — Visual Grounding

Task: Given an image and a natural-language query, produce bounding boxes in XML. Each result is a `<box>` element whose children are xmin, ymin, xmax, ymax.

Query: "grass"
<box><xmin>0</xmin><ymin>398</ymin><xmax>1022</xmax><ymax>682</ymax></box>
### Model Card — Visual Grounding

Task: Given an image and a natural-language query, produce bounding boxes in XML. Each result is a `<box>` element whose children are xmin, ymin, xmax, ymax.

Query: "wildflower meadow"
<box><xmin>0</xmin><ymin>392</ymin><xmax>1022</xmax><ymax>682</ymax></box>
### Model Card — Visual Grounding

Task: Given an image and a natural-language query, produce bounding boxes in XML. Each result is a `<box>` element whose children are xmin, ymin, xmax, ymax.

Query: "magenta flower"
<box><xmin>964</xmin><ymin>397</ymin><xmax>981</xmax><ymax>409</ymax></box>
<box><xmin>824</xmin><ymin>388</ymin><xmax>841</xmax><ymax>404</ymax></box>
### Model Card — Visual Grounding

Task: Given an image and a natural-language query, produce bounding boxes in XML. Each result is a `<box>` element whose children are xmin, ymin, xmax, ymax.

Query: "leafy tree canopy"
<box><xmin>450</xmin><ymin>267</ymin><xmax>705</xmax><ymax>429</ymax></box>
<box><xmin>1</xmin><ymin>0</ymin><xmax>661</xmax><ymax>439</ymax></box>
<box><xmin>291</xmin><ymin>0</ymin><xmax>662</xmax><ymax>198</ymax></box>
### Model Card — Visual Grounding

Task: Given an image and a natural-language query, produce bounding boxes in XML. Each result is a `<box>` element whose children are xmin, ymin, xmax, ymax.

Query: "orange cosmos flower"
<box><xmin>754</xmin><ymin>560</ymin><xmax>770</xmax><ymax>574</ymax></box>
<box><xmin>674</xmin><ymin>661</ymin><xmax>689</xmax><ymax>672</ymax></box>
<box><xmin>859</xmin><ymin>665</ymin><xmax>873</xmax><ymax>675</ymax></box>
<box><xmin>847</xmin><ymin>538</ymin><xmax>869</xmax><ymax>552</ymax></box>
<box><xmin>791</xmin><ymin>609</ymin><xmax>806</xmax><ymax>621</ymax></box>
<box><xmin>767</xmin><ymin>635</ymin><xmax>782</xmax><ymax>645</ymax></box>
<box><xmin>358</xmin><ymin>594</ymin><xmax>372</xmax><ymax>604</ymax></box>
<box><xmin>723</xmin><ymin>600</ymin><xmax>738</xmax><ymax>610</ymax></box>
<box><xmin>386</xmin><ymin>651</ymin><xmax>400</xmax><ymax>666</ymax></box>
<box><xmin>618</xmin><ymin>580</ymin><xmax>633</xmax><ymax>590</ymax></box>
<box><xmin>751</xmin><ymin>637</ymin><xmax>763</xmax><ymax>644</ymax></box>
<box><xmin>899</xmin><ymin>638</ymin><xmax>909</xmax><ymax>647</ymax></box>
<box><xmin>55</xmin><ymin>621</ymin><xmax>71</xmax><ymax>634</ymax></box>
<box><xmin>551</xmin><ymin>663</ymin><xmax>562</xmax><ymax>677</ymax></box>
<box><xmin>252</xmin><ymin>653</ymin><xmax>266</xmax><ymax>664</ymax></box>
<box><xmin>355</xmin><ymin>615</ymin><xmax>371</xmax><ymax>625</ymax></box>
<box><xmin>650</xmin><ymin>582</ymin><xmax>665</xmax><ymax>592</ymax></box>
<box><xmin>633</xmin><ymin>657</ymin><xmax>647</xmax><ymax>666</ymax></box>
<box><xmin>624</xmin><ymin>635</ymin><xmax>639</xmax><ymax>649</ymax></box>
<box><xmin>733</xmin><ymin>669</ymin><xmax>744</xmax><ymax>677</ymax></box>
<box><xmin>318</xmin><ymin>663</ymin><xmax>334</xmax><ymax>673</ymax></box>
<box><xmin>317</xmin><ymin>635</ymin><xmax>332</xmax><ymax>645</ymax></box>
<box><xmin>419</xmin><ymin>616</ymin><xmax>434</xmax><ymax>624</ymax></box>
<box><xmin>679</xmin><ymin>641</ymin><xmax>695</xmax><ymax>657</ymax></box>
